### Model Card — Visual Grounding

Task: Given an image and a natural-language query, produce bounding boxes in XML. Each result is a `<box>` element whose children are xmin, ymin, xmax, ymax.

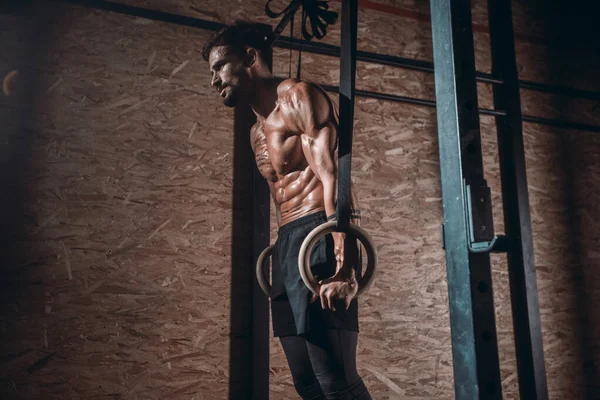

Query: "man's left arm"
<box><xmin>284</xmin><ymin>82</ymin><xmax>359</xmax><ymax>311</ymax></box>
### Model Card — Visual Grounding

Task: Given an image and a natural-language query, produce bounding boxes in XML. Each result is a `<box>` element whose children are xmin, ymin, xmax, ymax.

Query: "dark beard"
<box><xmin>223</xmin><ymin>90</ymin><xmax>238</xmax><ymax>108</ymax></box>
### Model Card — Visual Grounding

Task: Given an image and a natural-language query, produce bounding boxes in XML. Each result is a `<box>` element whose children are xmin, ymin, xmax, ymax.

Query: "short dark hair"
<box><xmin>202</xmin><ymin>22</ymin><xmax>273</xmax><ymax>62</ymax></box>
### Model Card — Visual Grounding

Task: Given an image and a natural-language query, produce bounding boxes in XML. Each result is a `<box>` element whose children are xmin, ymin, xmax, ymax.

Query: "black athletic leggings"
<box><xmin>279</xmin><ymin>330</ymin><xmax>372</xmax><ymax>400</ymax></box>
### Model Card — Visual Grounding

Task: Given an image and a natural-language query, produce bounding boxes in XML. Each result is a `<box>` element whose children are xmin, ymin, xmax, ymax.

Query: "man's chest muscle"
<box><xmin>254</xmin><ymin>119</ymin><xmax>302</xmax><ymax>179</ymax></box>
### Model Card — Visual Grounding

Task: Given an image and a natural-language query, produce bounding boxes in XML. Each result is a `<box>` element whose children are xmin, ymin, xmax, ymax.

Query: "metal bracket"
<box><xmin>465</xmin><ymin>182</ymin><xmax>511</xmax><ymax>253</ymax></box>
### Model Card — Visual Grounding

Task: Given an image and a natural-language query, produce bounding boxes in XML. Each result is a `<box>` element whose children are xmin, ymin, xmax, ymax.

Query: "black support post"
<box><xmin>251</xmin><ymin>140</ymin><xmax>271</xmax><ymax>400</ymax></box>
<box><xmin>229</xmin><ymin>46</ymin><xmax>271</xmax><ymax>399</ymax></box>
<box><xmin>430</xmin><ymin>0</ymin><xmax>502</xmax><ymax>398</ymax></box>
<box><xmin>336</xmin><ymin>0</ymin><xmax>358</xmax><ymax>232</ymax></box>
<box><xmin>488</xmin><ymin>2</ymin><xmax>549</xmax><ymax>399</ymax></box>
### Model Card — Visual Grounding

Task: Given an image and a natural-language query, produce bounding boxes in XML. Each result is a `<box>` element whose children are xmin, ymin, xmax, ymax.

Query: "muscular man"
<box><xmin>203</xmin><ymin>23</ymin><xmax>371</xmax><ymax>400</ymax></box>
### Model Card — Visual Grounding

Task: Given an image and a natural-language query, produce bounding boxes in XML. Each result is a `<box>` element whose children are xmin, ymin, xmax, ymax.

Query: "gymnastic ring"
<box><xmin>298</xmin><ymin>221</ymin><xmax>377</xmax><ymax>297</ymax></box>
<box><xmin>256</xmin><ymin>244</ymin><xmax>274</xmax><ymax>297</ymax></box>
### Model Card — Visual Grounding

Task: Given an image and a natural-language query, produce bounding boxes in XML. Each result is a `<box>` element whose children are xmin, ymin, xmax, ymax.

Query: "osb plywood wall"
<box><xmin>1</xmin><ymin>5</ymin><xmax>236</xmax><ymax>399</ymax></box>
<box><xmin>0</xmin><ymin>0</ymin><xmax>598</xmax><ymax>399</ymax></box>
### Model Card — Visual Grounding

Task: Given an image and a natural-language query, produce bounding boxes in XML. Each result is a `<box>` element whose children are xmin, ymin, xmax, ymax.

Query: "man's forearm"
<box><xmin>322</xmin><ymin>176</ymin><xmax>337</xmax><ymax>219</ymax></box>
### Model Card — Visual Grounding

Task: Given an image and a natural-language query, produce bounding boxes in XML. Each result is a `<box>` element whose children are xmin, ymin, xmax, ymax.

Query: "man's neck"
<box><xmin>248</xmin><ymin>76</ymin><xmax>279</xmax><ymax>120</ymax></box>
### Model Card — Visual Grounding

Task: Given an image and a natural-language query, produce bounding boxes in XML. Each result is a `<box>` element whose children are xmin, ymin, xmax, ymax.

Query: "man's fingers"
<box><xmin>324</xmin><ymin>289</ymin><xmax>336</xmax><ymax>312</ymax></box>
<box><xmin>313</xmin><ymin>281</ymin><xmax>322</xmax><ymax>305</ymax></box>
<box><xmin>324</xmin><ymin>289</ymin><xmax>332</xmax><ymax>310</ymax></box>
<box><xmin>345</xmin><ymin>295</ymin><xmax>352</xmax><ymax>310</ymax></box>
<box><xmin>318</xmin><ymin>278</ymin><xmax>361</xmax><ymax>310</ymax></box>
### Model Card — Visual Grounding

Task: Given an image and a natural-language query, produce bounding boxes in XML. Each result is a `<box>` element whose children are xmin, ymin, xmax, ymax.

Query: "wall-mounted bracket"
<box><xmin>465</xmin><ymin>183</ymin><xmax>512</xmax><ymax>253</ymax></box>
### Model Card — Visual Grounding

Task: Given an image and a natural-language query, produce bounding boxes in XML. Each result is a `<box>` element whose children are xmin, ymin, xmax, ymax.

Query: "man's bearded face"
<box><xmin>208</xmin><ymin>46</ymin><xmax>249</xmax><ymax>108</ymax></box>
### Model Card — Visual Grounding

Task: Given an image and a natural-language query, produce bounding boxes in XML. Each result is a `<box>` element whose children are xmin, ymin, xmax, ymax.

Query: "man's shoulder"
<box><xmin>276</xmin><ymin>80</ymin><xmax>335</xmax><ymax>119</ymax></box>
<box><xmin>277</xmin><ymin>79</ymin><xmax>324</xmax><ymax>100</ymax></box>
<box><xmin>275</xmin><ymin>79</ymin><xmax>336</xmax><ymax>129</ymax></box>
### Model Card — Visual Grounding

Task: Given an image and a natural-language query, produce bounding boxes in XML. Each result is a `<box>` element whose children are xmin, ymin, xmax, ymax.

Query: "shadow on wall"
<box><xmin>1</xmin><ymin>4</ymin><xmax>50</xmax><ymax>305</ymax></box>
<box><xmin>0</xmin><ymin>0</ymin><xmax>63</xmax><ymax>390</ymax></box>
<box><xmin>542</xmin><ymin>0</ymin><xmax>600</xmax><ymax>397</ymax></box>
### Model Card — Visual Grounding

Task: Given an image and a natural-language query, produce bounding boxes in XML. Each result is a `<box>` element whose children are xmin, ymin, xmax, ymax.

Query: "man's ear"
<box><xmin>245</xmin><ymin>48</ymin><xmax>258</xmax><ymax>68</ymax></box>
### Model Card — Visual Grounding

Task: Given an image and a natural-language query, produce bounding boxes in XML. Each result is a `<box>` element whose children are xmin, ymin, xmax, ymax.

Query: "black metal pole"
<box><xmin>229</xmin><ymin>39</ymin><xmax>271</xmax><ymax>400</ymax></box>
<box><xmin>431</xmin><ymin>0</ymin><xmax>502</xmax><ymax>398</ymax></box>
<box><xmin>251</xmin><ymin>44</ymin><xmax>272</xmax><ymax>400</ymax></box>
<box><xmin>251</xmin><ymin>148</ymin><xmax>271</xmax><ymax>400</ymax></box>
<box><xmin>317</xmin><ymin>85</ymin><xmax>600</xmax><ymax>133</ymax></box>
<box><xmin>488</xmin><ymin>1</ymin><xmax>549</xmax><ymax>399</ymax></box>
<box><xmin>54</xmin><ymin>0</ymin><xmax>600</xmax><ymax>132</ymax></box>
<box><xmin>336</xmin><ymin>0</ymin><xmax>358</xmax><ymax>232</ymax></box>
<box><xmin>56</xmin><ymin>0</ymin><xmax>600</xmax><ymax>103</ymax></box>
<box><xmin>276</xmin><ymin>35</ymin><xmax>600</xmax><ymax>101</ymax></box>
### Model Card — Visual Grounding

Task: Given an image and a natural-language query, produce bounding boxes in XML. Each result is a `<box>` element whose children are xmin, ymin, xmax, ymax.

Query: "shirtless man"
<box><xmin>203</xmin><ymin>23</ymin><xmax>372</xmax><ymax>400</ymax></box>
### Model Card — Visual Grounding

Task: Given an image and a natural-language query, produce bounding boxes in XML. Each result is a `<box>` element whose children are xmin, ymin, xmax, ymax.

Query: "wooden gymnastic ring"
<box><xmin>256</xmin><ymin>244</ymin><xmax>274</xmax><ymax>297</ymax></box>
<box><xmin>298</xmin><ymin>221</ymin><xmax>377</xmax><ymax>297</ymax></box>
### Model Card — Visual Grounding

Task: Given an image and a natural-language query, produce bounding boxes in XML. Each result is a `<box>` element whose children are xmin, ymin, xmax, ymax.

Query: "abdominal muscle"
<box><xmin>252</xmin><ymin>118</ymin><xmax>328</xmax><ymax>227</ymax></box>
<box><xmin>272</xmin><ymin>166</ymin><xmax>326</xmax><ymax>226</ymax></box>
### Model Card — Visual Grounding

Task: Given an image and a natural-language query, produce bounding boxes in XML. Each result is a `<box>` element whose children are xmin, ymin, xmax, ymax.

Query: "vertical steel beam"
<box><xmin>229</xmin><ymin>45</ymin><xmax>271</xmax><ymax>399</ymax></box>
<box><xmin>252</xmin><ymin>35</ymin><xmax>273</xmax><ymax>400</ymax></box>
<box><xmin>487</xmin><ymin>2</ymin><xmax>549</xmax><ymax>399</ymax></box>
<box><xmin>430</xmin><ymin>1</ymin><xmax>503</xmax><ymax>398</ymax></box>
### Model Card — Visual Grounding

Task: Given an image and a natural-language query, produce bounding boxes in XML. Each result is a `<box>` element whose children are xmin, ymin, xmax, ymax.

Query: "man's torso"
<box><xmin>250</xmin><ymin>79</ymin><xmax>335</xmax><ymax>226</ymax></box>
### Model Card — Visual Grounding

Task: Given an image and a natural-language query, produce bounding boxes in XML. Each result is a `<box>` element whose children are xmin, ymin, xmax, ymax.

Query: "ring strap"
<box><xmin>336</xmin><ymin>0</ymin><xmax>358</xmax><ymax>233</ymax></box>
<box><xmin>327</xmin><ymin>210</ymin><xmax>361</xmax><ymax>221</ymax></box>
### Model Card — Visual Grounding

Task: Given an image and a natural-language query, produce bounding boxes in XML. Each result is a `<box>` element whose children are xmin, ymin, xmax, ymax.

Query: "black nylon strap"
<box><xmin>267</xmin><ymin>0</ymin><xmax>302</xmax><ymax>41</ymax></box>
<box><xmin>296</xmin><ymin>7</ymin><xmax>305</xmax><ymax>80</ymax></box>
<box><xmin>288</xmin><ymin>12</ymin><xmax>295</xmax><ymax>78</ymax></box>
<box><xmin>266</xmin><ymin>0</ymin><xmax>338</xmax><ymax>48</ymax></box>
<box><xmin>336</xmin><ymin>0</ymin><xmax>358</xmax><ymax>233</ymax></box>
<box><xmin>328</xmin><ymin>210</ymin><xmax>361</xmax><ymax>222</ymax></box>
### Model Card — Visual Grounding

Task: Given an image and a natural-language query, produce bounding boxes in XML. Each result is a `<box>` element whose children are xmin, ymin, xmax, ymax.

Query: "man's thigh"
<box><xmin>279</xmin><ymin>335</ymin><xmax>326</xmax><ymax>399</ymax></box>
<box><xmin>305</xmin><ymin>329</ymin><xmax>360</xmax><ymax>384</ymax></box>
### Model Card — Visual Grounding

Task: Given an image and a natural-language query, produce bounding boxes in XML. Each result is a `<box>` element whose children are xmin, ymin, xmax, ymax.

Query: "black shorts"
<box><xmin>271</xmin><ymin>211</ymin><xmax>359</xmax><ymax>337</ymax></box>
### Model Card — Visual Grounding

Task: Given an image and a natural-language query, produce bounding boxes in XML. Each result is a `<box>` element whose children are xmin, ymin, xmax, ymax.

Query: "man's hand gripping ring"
<box><xmin>256</xmin><ymin>244</ymin><xmax>274</xmax><ymax>297</ymax></box>
<box><xmin>298</xmin><ymin>221</ymin><xmax>377</xmax><ymax>296</ymax></box>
